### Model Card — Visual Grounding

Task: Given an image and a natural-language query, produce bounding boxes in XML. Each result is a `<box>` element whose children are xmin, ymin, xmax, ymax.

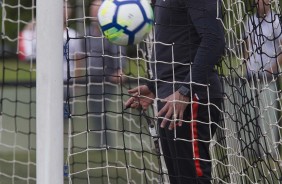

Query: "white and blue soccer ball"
<box><xmin>98</xmin><ymin>0</ymin><xmax>154</xmax><ymax>46</ymax></box>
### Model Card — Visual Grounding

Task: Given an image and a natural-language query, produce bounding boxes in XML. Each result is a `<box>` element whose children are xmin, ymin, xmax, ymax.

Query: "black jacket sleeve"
<box><xmin>179</xmin><ymin>0</ymin><xmax>225</xmax><ymax>97</ymax></box>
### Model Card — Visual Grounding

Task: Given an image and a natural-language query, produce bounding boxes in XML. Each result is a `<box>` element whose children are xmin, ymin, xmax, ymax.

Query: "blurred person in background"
<box><xmin>84</xmin><ymin>0</ymin><xmax>127</xmax><ymax>147</ymax></box>
<box><xmin>18</xmin><ymin>1</ymin><xmax>83</xmax><ymax>118</ymax></box>
<box><xmin>244</xmin><ymin>0</ymin><xmax>282</xmax><ymax>159</ymax></box>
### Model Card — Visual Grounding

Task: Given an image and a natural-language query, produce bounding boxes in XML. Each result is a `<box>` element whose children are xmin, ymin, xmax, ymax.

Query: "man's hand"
<box><xmin>158</xmin><ymin>91</ymin><xmax>189</xmax><ymax>130</ymax></box>
<box><xmin>124</xmin><ymin>85</ymin><xmax>155</xmax><ymax>110</ymax></box>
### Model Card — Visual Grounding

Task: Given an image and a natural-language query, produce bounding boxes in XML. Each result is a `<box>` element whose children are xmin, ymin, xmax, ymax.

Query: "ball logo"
<box><xmin>104</xmin><ymin>27</ymin><xmax>124</xmax><ymax>41</ymax></box>
<box><xmin>128</xmin><ymin>13</ymin><xmax>134</xmax><ymax>19</ymax></box>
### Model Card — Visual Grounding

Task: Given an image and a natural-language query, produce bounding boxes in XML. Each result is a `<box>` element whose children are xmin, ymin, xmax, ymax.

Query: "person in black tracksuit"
<box><xmin>125</xmin><ymin>0</ymin><xmax>225</xmax><ymax>183</ymax></box>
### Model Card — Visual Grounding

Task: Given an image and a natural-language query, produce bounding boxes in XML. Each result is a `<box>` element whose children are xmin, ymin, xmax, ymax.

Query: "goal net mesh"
<box><xmin>0</xmin><ymin>0</ymin><xmax>282</xmax><ymax>184</ymax></box>
<box><xmin>0</xmin><ymin>0</ymin><xmax>36</xmax><ymax>184</ymax></box>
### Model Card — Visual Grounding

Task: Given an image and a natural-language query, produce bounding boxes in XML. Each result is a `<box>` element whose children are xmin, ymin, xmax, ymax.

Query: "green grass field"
<box><xmin>0</xmin><ymin>59</ymin><xmax>36</xmax><ymax>83</ymax></box>
<box><xmin>0</xmin><ymin>58</ymin><xmax>160</xmax><ymax>184</ymax></box>
<box><xmin>0</xmin><ymin>58</ymin><xmax>147</xmax><ymax>83</ymax></box>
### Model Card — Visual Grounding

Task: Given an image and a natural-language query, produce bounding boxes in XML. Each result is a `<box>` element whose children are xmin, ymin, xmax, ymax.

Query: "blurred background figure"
<box><xmin>245</xmin><ymin>0</ymin><xmax>282</xmax><ymax>76</ymax></box>
<box><xmin>18</xmin><ymin>19</ymin><xmax>36</xmax><ymax>61</ymax></box>
<box><xmin>18</xmin><ymin>1</ymin><xmax>83</xmax><ymax>118</ymax></box>
<box><xmin>83</xmin><ymin>0</ymin><xmax>127</xmax><ymax>148</ymax></box>
<box><xmin>244</xmin><ymin>0</ymin><xmax>282</xmax><ymax>159</ymax></box>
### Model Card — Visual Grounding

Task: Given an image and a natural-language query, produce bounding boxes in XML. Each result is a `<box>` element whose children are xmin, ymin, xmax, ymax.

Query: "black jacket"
<box><xmin>147</xmin><ymin>0</ymin><xmax>225</xmax><ymax>99</ymax></box>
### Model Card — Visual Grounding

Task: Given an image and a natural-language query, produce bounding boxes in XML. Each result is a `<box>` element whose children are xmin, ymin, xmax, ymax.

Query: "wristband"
<box><xmin>178</xmin><ymin>86</ymin><xmax>190</xmax><ymax>97</ymax></box>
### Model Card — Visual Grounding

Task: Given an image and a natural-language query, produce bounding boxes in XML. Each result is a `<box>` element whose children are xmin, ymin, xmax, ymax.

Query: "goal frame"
<box><xmin>36</xmin><ymin>0</ymin><xmax>64</xmax><ymax>183</ymax></box>
<box><xmin>0</xmin><ymin>0</ymin><xmax>282</xmax><ymax>184</ymax></box>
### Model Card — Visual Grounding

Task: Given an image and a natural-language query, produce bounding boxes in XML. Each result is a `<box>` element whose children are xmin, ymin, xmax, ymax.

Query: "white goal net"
<box><xmin>0</xmin><ymin>0</ymin><xmax>282</xmax><ymax>184</ymax></box>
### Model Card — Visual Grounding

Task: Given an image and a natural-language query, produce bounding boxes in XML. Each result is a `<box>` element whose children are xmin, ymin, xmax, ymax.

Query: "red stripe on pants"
<box><xmin>191</xmin><ymin>97</ymin><xmax>203</xmax><ymax>177</ymax></box>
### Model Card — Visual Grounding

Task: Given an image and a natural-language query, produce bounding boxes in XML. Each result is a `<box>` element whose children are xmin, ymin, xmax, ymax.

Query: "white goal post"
<box><xmin>36</xmin><ymin>0</ymin><xmax>64</xmax><ymax>183</ymax></box>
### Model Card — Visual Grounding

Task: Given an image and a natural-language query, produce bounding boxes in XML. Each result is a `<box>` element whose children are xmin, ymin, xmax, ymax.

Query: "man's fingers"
<box><xmin>128</xmin><ymin>87</ymin><xmax>139</xmax><ymax>94</ymax></box>
<box><xmin>160</xmin><ymin>108</ymin><xmax>173</xmax><ymax>128</ymax></box>
<box><xmin>124</xmin><ymin>97</ymin><xmax>141</xmax><ymax>109</ymax></box>
<box><xmin>125</xmin><ymin>88</ymin><xmax>141</xmax><ymax>109</ymax></box>
<box><xmin>124</xmin><ymin>97</ymin><xmax>135</xmax><ymax>108</ymax></box>
<box><xmin>157</xmin><ymin>103</ymin><xmax>170</xmax><ymax>117</ymax></box>
<box><xmin>160</xmin><ymin>118</ymin><xmax>169</xmax><ymax>128</ymax></box>
<box><xmin>160</xmin><ymin>108</ymin><xmax>185</xmax><ymax>130</ymax></box>
<box><xmin>178</xmin><ymin>112</ymin><xmax>184</xmax><ymax>127</ymax></box>
<box><xmin>168</xmin><ymin>112</ymin><xmax>180</xmax><ymax>130</ymax></box>
<box><xmin>131</xmin><ymin>101</ymin><xmax>140</xmax><ymax>109</ymax></box>
<box><xmin>168</xmin><ymin>122</ymin><xmax>175</xmax><ymax>130</ymax></box>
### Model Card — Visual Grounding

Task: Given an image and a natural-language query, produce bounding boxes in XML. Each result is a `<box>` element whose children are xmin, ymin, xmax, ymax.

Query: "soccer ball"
<box><xmin>98</xmin><ymin>0</ymin><xmax>154</xmax><ymax>46</ymax></box>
